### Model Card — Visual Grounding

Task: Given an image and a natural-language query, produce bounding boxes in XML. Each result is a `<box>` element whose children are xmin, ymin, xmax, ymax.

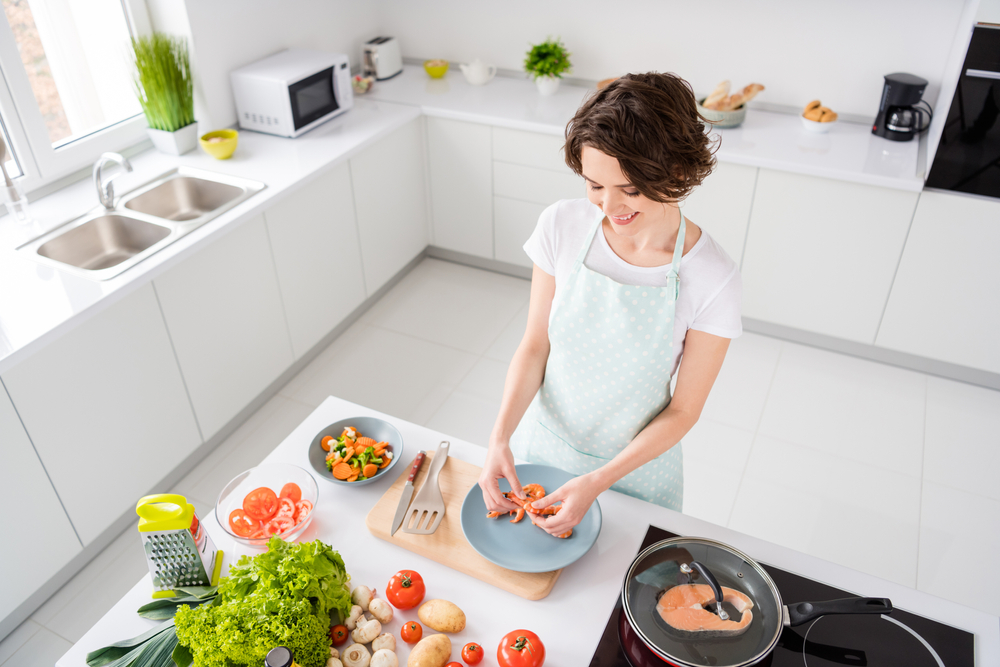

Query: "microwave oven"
<box><xmin>231</xmin><ymin>48</ymin><xmax>353</xmax><ymax>138</ymax></box>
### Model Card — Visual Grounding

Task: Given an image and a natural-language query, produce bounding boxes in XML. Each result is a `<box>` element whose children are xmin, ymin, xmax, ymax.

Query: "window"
<box><xmin>0</xmin><ymin>0</ymin><xmax>152</xmax><ymax>192</ymax></box>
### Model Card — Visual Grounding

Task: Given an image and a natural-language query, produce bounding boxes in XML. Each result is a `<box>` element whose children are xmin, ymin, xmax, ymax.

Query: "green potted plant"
<box><xmin>524</xmin><ymin>37</ymin><xmax>572</xmax><ymax>96</ymax></box>
<box><xmin>130</xmin><ymin>33</ymin><xmax>196</xmax><ymax>155</ymax></box>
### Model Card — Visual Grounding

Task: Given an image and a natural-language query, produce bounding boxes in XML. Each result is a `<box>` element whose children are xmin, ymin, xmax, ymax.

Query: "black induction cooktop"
<box><xmin>589</xmin><ymin>526</ymin><xmax>974</xmax><ymax>667</ymax></box>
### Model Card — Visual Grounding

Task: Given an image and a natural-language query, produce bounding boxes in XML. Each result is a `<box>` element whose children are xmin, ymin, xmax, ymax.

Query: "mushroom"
<box><xmin>326</xmin><ymin>658</ymin><xmax>344</xmax><ymax>667</ymax></box>
<box><xmin>369</xmin><ymin>649</ymin><xmax>397</xmax><ymax>667</ymax></box>
<box><xmin>341</xmin><ymin>644</ymin><xmax>370</xmax><ymax>667</ymax></box>
<box><xmin>352</xmin><ymin>585</ymin><xmax>374</xmax><ymax>612</ymax></box>
<box><xmin>372</xmin><ymin>633</ymin><xmax>395</xmax><ymax>653</ymax></box>
<box><xmin>368</xmin><ymin>598</ymin><xmax>393</xmax><ymax>624</ymax></box>
<box><xmin>345</xmin><ymin>605</ymin><xmax>365</xmax><ymax>630</ymax></box>
<box><xmin>330</xmin><ymin>648</ymin><xmax>340</xmax><ymax>659</ymax></box>
<box><xmin>351</xmin><ymin>617</ymin><xmax>382</xmax><ymax>645</ymax></box>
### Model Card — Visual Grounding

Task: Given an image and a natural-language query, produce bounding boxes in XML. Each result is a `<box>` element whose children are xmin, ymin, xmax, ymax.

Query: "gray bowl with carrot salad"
<box><xmin>307</xmin><ymin>416</ymin><xmax>404</xmax><ymax>485</ymax></box>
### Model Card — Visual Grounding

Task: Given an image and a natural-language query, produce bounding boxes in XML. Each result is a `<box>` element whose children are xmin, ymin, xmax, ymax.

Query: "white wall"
<box><xmin>147</xmin><ymin>0</ymin><xmax>381</xmax><ymax>130</ymax></box>
<box><xmin>377</xmin><ymin>0</ymin><xmax>978</xmax><ymax>120</ymax></box>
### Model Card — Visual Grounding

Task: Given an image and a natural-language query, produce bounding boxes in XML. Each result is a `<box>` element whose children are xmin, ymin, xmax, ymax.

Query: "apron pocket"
<box><xmin>528</xmin><ymin>420</ymin><xmax>613</xmax><ymax>477</ymax></box>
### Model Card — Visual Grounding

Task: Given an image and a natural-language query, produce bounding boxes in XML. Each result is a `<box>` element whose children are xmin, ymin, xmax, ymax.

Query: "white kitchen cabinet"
<box><xmin>876</xmin><ymin>191</ymin><xmax>1000</xmax><ymax>374</ymax></box>
<box><xmin>740</xmin><ymin>169</ymin><xmax>917</xmax><ymax>343</ymax></box>
<box><xmin>681</xmin><ymin>162</ymin><xmax>757</xmax><ymax>266</ymax></box>
<box><xmin>493</xmin><ymin>161</ymin><xmax>583</xmax><ymax>206</ymax></box>
<box><xmin>492</xmin><ymin>127</ymin><xmax>568</xmax><ymax>173</ymax></box>
<box><xmin>1</xmin><ymin>284</ymin><xmax>202</xmax><ymax>545</ymax></box>
<box><xmin>494</xmin><ymin>196</ymin><xmax>546</xmax><ymax>268</ymax></box>
<box><xmin>426</xmin><ymin>117</ymin><xmax>493</xmax><ymax>257</ymax></box>
<box><xmin>155</xmin><ymin>215</ymin><xmax>294</xmax><ymax>439</ymax></box>
<box><xmin>349</xmin><ymin>118</ymin><xmax>429</xmax><ymax>294</ymax></box>
<box><xmin>0</xmin><ymin>383</ymin><xmax>81</xmax><ymax>621</ymax></box>
<box><xmin>264</xmin><ymin>163</ymin><xmax>367</xmax><ymax>359</ymax></box>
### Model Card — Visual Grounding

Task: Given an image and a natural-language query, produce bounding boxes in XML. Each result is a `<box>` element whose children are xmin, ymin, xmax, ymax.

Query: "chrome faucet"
<box><xmin>93</xmin><ymin>153</ymin><xmax>133</xmax><ymax>209</ymax></box>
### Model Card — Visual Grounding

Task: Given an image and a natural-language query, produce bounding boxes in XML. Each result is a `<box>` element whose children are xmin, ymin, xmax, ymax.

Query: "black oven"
<box><xmin>926</xmin><ymin>24</ymin><xmax>1000</xmax><ymax>199</ymax></box>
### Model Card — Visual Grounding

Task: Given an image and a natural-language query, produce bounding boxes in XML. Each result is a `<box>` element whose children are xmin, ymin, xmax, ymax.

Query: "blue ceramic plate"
<box><xmin>460</xmin><ymin>463</ymin><xmax>602</xmax><ymax>573</ymax></box>
<box><xmin>307</xmin><ymin>416</ymin><xmax>403</xmax><ymax>486</ymax></box>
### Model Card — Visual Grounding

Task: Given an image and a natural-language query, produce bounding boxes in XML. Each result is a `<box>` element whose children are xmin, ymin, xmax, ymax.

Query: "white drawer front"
<box><xmin>493</xmin><ymin>161</ymin><xmax>583</xmax><ymax>206</ymax></box>
<box><xmin>494</xmin><ymin>196</ymin><xmax>546</xmax><ymax>268</ymax></box>
<box><xmin>493</xmin><ymin>126</ymin><xmax>571</xmax><ymax>173</ymax></box>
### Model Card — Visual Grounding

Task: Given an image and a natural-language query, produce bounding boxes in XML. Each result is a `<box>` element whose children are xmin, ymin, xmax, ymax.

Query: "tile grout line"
<box><xmin>724</xmin><ymin>342</ymin><xmax>784</xmax><ymax>528</ymax></box>
<box><xmin>914</xmin><ymin>375</ymin><xmax>929</xmax><ymax>590</ymax></box>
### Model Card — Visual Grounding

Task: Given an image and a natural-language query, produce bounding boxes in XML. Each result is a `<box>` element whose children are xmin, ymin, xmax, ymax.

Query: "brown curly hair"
<box><xmin>564</xmin><ymin>72</ymin><xmax>717</xmax><ymax>203</ymax></box>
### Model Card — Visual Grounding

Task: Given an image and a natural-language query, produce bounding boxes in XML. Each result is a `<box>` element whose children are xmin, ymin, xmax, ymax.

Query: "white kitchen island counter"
<box><xmin>366</xmin><ymin>65</ymin><xmax>924</xmax><ymax>192</ymax></box>
<box><xmin>56</xmin><ymin>397</ymin><xmax>999</xmax><ymax>667</ymax></box>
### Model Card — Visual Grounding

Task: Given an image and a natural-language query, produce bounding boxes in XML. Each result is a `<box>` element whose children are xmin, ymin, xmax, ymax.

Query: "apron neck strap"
<box><xmin>574</xmin><ymin>207</ymin><xmax>687</xmax><ymax>281</ymax></box>
<box><xmin>572</xmin><ymin>207</ymin><xmax>606</xmax><ymax>271</ymax></box>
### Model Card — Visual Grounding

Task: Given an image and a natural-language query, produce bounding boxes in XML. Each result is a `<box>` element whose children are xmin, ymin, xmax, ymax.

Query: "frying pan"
<box><xmin>621</xmin><ymin>537</ymin><xmax>892</xmax><ymax>667</ymax></box>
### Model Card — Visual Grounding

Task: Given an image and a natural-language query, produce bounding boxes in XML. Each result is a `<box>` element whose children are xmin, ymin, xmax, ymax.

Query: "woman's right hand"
<box><xmin>478</xmin><ymin>440</ymin><xmax>524</xmax><ymax>512</ymax></box>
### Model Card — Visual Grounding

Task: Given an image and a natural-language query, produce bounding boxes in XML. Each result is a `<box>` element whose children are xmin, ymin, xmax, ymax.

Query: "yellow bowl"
<box><xmin>424</xmin><ymin>59</ymin><xmax>449</xmax><ymax>79</ymax></box>
<box><xmin>199</xmin><ymin>129</ymin><xmax>238</xmax><ymax>159</ymax></box>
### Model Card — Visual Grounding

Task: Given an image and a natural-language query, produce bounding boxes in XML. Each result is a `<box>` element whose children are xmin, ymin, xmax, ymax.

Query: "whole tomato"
<box><xmin>445</xmin><ymin>664</ymin><xmax>463</xmax><ymax>667</ymax></box>
<box><xmin>498</xmin><ymin>630</ymin><xmax>545</xmax><ymax>667</ymax></box>
<box><xmin>401</xmin><ymin>620</ymin><xmax>423</xmax><ymax>644</ymax></box>
<box><xmin>329</xmin><ymin>624</ymin><xmax>348</xmax><ymax>645</ymax></box>
<box><xmin>386</xmin><ymin>569</ymin><xmax>425</xmax><ymax>609</ymax></box>
<box><xmin>462</xmin><ymin>643</ymin><xmax>484</xmax><ymax>665</ymax></box>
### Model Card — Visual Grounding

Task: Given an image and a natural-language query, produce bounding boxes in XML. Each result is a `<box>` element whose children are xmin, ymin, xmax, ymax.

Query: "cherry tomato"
<box><xmin>329</xmin><ymin>624</ymin><xmax>348</xmax><ymax>646</ymax></box>
<box><xmin>462</xmin><ymin>643</ymin><xmax>483</xmax><ymax>665</ymax></box>
<box><xmin>243</xmin><ymin>487</ymin><xmax>279</xmax><ymax>521</ymax></box>
<box><xmin>446</xmin><ymin>663</ymin><xmax>463</xmax><ymax>667</ymax></box>
<box><xmin>498</xmin><ymin>630</ymin><xmax>545</xmax><ymax>667</ymax></box>
<box><xmin>386</xmin><ymin>570</ymin><xmax>425</xmax><ymax>609</ymax></box>
<box><xmin>276</xmin><ymin>496</ymin><xmax>296</xmax><ymax>517</ymax></box>
<box><xmin>294</xmin><ymin>499</ymin><xmax>313</xmax><ymax>522</ymax></box>
<box><xmin>228</xmin><ymin>509</ymin><xmax>256</xmax><ymax>537</ymax></box>
<box><xmin>321</xmin><ymin>436</ymin><xmax>335</xmax><ymax>451</ymax></box>
<box><xmin>280</xmin><ymin>482</ymin><xmax>302</xmax><ymax>502</ymax></box>
<box><xmin>400</xmin><ymin>621</ymin><xmax>422</xmax><ymax>644</ymax></box>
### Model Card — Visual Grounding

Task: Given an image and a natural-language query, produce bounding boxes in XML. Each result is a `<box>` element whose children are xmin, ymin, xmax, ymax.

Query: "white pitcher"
<box><xmin>460</xmin><ymin>59</ymin><xmax>496</xmax><ymax>86</ymax></box>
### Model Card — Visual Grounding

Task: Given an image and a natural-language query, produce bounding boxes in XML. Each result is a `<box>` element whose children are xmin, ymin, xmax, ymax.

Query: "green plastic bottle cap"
<box><xmin>265</xmin><ymin>647</ymin><xmax>293</xmax><ymax>667</ymax></box>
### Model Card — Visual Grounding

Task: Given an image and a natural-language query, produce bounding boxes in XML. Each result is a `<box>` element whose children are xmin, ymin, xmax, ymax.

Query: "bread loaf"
<box><xmin>703</xmin><ymin>80</ymin><xmax>730</xmax><ymax>110</ymax></box>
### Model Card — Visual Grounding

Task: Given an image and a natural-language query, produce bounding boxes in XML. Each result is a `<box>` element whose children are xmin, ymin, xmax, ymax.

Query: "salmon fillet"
<box><xmin>656</xmin><ymin>584</ymin><xmax>754</xmax><ymax>638</ymax></box>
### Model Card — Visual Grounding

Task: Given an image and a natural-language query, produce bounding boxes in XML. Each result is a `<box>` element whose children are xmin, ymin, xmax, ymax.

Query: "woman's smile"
<box><xmin>609</xmin><ymin>210</ymin><xmax>639</xmax><ymax>225</ymax></box>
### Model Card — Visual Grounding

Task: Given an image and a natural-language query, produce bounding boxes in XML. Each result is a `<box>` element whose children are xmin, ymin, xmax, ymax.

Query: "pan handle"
<box><xmin>785</xmin><ymin>597</ymin><xmax>892</xmax><ymax>626</ymax></box>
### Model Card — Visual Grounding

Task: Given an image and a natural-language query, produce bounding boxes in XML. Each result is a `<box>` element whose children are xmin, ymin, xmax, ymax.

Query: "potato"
<box><xmin>417</xmin><ymin>599</ymin><xmax>466</xmax><ymax>633</ymax></box>
<box><xmin>407</xmin><ymin>634</ymin><xmax>451</xmax><ymax>667</ymax></box>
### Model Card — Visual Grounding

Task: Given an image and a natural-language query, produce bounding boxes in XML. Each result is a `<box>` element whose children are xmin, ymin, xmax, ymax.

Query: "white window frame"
<box><xmin>0</xmin><ymin>0</ymin><xmax>153</xmax><ymax>193</ymax></box>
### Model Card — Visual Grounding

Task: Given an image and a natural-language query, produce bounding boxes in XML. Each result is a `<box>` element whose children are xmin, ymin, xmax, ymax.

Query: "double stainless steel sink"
<box><xmin>18</xmin><ymin>167</ymin><xmax>266</xmax><ymax>280</ymax></box>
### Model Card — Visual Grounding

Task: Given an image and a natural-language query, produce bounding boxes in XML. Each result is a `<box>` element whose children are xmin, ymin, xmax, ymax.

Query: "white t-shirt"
<box><xmin>523</xmin><ymin>198</ymin><xmax>743</xmax><ymax>377</ymax></box>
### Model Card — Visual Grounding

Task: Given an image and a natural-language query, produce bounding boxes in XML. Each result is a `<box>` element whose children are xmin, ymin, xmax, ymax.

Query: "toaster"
<box><xmin>362</xmin><ymin>36</ymin><xmax>403</xmax><ymax>80</ymax></box>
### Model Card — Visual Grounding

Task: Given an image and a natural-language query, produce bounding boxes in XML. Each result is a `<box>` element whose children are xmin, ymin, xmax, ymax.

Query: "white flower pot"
<box><xmin>147</xmin><ymin>122</ymin><xmax>199</xmax><ymax>155</ymax></box>
<box><xmin>535</xmin><ymin>76</ymin><xmax>560</xmax><ymax>96</ymax></box>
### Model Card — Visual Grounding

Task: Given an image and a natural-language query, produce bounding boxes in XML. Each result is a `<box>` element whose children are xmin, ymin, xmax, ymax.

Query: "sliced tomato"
<box><xmin>243</xmin><ymin>487</ymin><xmax>279</xmax><ymax>521</ymax></box>
<box><xmin>249</xmin><ymin>528</ymin><xmax>267</xmax><ymax>539</ymax></box>
<box><xmin>228</xmin><ymin>509</ymin><xmax>257</xmax><ymax>537</ymax></box>
<box><xmin>294</xmin><ymin>499</ymin><xmax>313</xmax><ymax>523</ymax></box>
<box><xmin>265</xmin><ymin>515</ymin><xmax>295</xmax><ymax>535</ymax></box>
<box><xmin>276</xmin><ymin>496</ymin><xmax>296</xmax><ymax>517</ymax></box>
<box><xmin>280</xmin><ymin>482</ymin><xmax>302</xmax><ymax>503</ymax></box>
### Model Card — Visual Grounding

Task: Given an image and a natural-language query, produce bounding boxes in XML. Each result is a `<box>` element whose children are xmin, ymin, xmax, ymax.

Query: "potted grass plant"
<box><xmin>130</xmin><ymin>33</ymin><xmax>196</xmax><ymax>155</ymax></box>
<box><xmin>524</xmin><ymin>37</ymin><xmax>572</xmax><ymax>96</ymax></box>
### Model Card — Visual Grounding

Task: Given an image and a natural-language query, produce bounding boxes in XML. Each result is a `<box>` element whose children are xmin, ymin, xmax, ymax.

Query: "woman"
<box><xmin>478</xmin><ymin>72</ymin><xmax>742</xmax><ymax>537</ymax></box>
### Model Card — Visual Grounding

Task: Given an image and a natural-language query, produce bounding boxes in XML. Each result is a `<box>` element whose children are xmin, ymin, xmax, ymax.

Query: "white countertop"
<box><xmin>56</xmin><ymin>397</ymin><xmax>999</xmax><ymax>667</ymax></box>
<box><xmin>367</xmin><ymin>65</ymin><xmax>925</xmax><ymax>192</ymax></box>
<box><xmin>0</xmin><ymin>99</ymin><xmax>420</xmax><ymax>375</ymax></box>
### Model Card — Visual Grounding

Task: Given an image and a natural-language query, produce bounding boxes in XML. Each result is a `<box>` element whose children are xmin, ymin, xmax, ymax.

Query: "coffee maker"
<box><xmin>872</xmin><ymin>72</ymin><xmax>931</xmax><ymax>141</ymax></box>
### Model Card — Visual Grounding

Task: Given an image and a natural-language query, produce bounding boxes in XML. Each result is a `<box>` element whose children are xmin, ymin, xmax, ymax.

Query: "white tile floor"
<box><xmin>4</xmin><ymin>257</ymin><xmax>999</xmax><ymax>664</ymax></box>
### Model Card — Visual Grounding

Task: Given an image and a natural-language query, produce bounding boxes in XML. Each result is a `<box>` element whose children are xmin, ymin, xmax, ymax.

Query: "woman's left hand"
<box><xmin>527</xmin><ymin>474</ymin><xmax>602</xmax><ymax>537</ymax></box>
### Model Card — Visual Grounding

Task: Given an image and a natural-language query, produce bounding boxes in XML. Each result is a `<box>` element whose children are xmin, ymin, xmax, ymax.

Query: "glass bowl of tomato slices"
<box><xmin>216</xmin><ymin>462</ymin><xmax>318</xmax><ymax>547</ymax></box>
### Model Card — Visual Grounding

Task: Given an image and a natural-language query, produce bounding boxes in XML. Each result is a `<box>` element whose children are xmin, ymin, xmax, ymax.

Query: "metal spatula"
<box><xmin>401</xmin><ymin>441</ymin><xmax>449</xmax><ymax>534</ymax></box>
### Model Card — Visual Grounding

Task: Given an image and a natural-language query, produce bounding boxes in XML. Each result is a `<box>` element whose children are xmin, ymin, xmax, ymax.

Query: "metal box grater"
<box><xmin>137</xmin><ymin>494</ymin><xmax>222</xmax><ymax>597</ymax></box>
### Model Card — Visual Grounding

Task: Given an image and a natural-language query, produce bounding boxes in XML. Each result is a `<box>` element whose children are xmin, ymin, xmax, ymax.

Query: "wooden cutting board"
<box><xmin>365</xmin><ymin>452</ymin><xmax>562</xmax><ymax>600</ymax></box>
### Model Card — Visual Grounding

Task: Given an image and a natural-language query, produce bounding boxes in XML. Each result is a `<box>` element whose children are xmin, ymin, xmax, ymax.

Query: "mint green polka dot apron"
<box><xmin>511</xmin><ymin>207</ymin><xmax>686</xmax><ymax>510</ymax></box>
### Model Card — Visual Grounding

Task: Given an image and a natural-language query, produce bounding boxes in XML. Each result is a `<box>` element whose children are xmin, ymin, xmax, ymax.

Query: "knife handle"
<box><xmin>408</xmin><ymin>451</ymin><xmax>426</xmax><ymax>483</ymax></box>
